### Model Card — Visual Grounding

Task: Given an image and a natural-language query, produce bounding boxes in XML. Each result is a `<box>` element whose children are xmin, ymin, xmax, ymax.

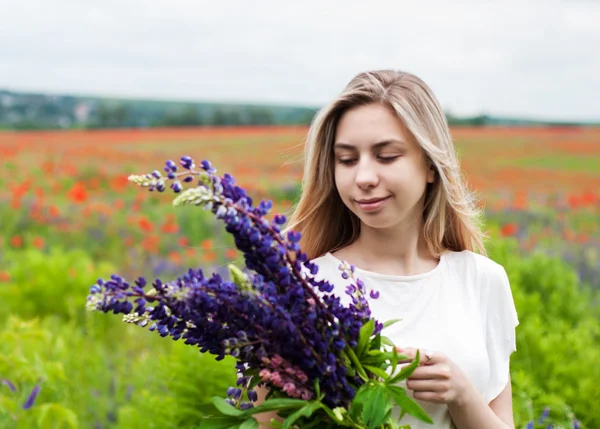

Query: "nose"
<box><xmin>355</xmin><ymin>158</ymin><xmax>379</xmax><ymax>189</ymax></box>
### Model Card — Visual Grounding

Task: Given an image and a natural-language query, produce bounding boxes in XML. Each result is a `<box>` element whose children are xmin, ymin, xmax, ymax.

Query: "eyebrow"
<box><xmin>333</xmin><ymin>139</ymin><xmax>405</xmax><ymax>150</ymax></box>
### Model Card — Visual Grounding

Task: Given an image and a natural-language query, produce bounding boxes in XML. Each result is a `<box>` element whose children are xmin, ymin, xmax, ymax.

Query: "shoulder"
<box><xmin>310</xmin><ymin>252</ymin><xmax>333</xmax><ymax>266</ymax></box>
<box><xmin>444</xmin><ymin>249</ymin><xmax>508</xmax><ymax>281</ymax></box>
<box><xmin>447</xmin><ymin>251</ymin><xmax>518</xmax><ymax>325</ymax></box>
<box><xmin>444</xmin><ymin>250</ymin><xmax>514</xmax><ymax>308</ymax></box>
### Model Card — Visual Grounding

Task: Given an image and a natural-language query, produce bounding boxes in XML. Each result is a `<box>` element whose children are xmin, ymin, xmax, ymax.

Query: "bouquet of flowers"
<box><xmin>86</xmin><ymin>156</ymin><xmax>434</xmax><ymax>429</ymax></box>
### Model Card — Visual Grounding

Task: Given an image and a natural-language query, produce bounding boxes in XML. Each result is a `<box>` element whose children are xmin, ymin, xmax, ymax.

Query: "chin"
<box><xmin>357</xmin><ymin>215</ymin><xmax>400</xmax><ymax>231</ymax></box>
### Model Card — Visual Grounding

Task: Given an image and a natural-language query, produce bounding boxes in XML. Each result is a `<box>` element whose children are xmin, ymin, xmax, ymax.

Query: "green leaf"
<box><xmin>243</xmin><ymin>368</ymin><xmax>260</xmax><ymax>377</ymax></box>
<box><xmin>387</xmin><ymin>385</ymin><xmax>434</xmax><ymax>424</ymax></box>
<box><xmin>339</xmin><ymin>351</ymin><xmax>356</xmax><ymax>377</ymax></box>
<box><xmin>362</xmin><ymin>350</ymin><xmax>399</xmax><ymax>367</ymax></box>
<box><xmin>382</xmin><ymin>318</ymin><xmax>402</xmax><ymax>329</ymax></box>
<box><xmin>196</xmin><ymin>401</ymin><xmax>219</xmax><ymax>415</ymax></box>
<box><xmin>239</xmin><ymin>418</ymin><xmax>259</xmax><ymax>429</ymax></box>
<box><xmin>239</xmin><ymin>398</ymin><xmax>306</xmax><ymax>417</ymax></box>
<box><xmin>344</xmin><ymin>348</ymin><xmax>368</xmax><ymax>382</ymax></box>
<box><xmin>357</xmin><ymin>319</ymin><xmax>375</xmax><ymax>357</ymax></box>
<box><xmin>299</xmin><ymin>418</ymin><xmax>334</xmax><ymax>429</ymax></box>
<box><xmin>282</xmin><ymin>401</ymin><xmax>322</xmax><ymax>429</ymax></box>
<box><xmin>346</xmin><ymin>365</ymin><xmax>356</xmax><ymax>377</ymax></box>
<box><xmin>387</xmin><ymin>349</ymin><xmax>420</xmax><ymax>385</ymax></box>
<box><xmin>391</xmin><ymin>347</ymin><xmax>399</xmax><ymax>375</ymax></box>
<box><xmin>371</xmin><ymin>333</ymin><xmax>381</xmax><ymax>351</ymax></box>
<box><xmin>348</xmin><ymin>384</ymin><xmax>370</xmax><ymax>421</ymax></box>
<box><xmin>361</xmin><ymin>384</ymin><xmax>393</xmax><ymax>429</ymax></box>
<box><xmin>380</xmin><ymin>336</ymin><xmax>395</xmax><ymax>347</ymax></box>
<box><xmin>365</xmin><ymin>350</ymin><xmax>395</xmax><ymax>360</ymax></box>
<box><xmin>364</xmin><ymin>364</ymin><xmax>390</xmax><ymax>381</ymax></box>
<box><xmin>211</xmin><ymin>397</ymin><xmax>245</xmax><ymax>417</ymax></box>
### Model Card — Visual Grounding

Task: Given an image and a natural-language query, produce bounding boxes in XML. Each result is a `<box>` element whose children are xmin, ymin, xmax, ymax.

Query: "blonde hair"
<box><xmin>284</xmin><ymin>69</ymin><xmax>487</xmax><ymax>260</ymax></box>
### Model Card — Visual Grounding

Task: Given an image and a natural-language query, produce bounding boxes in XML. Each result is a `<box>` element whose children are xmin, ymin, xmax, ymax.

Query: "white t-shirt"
<box><xmin>309</xmin><ymin>249</ymin><xmax>519</xmax><ymax>429</ymax></box>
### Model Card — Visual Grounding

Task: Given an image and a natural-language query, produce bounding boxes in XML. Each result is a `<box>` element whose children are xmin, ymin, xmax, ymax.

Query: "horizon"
<box><xmin>2</xmin><ymin>86</ymin><xmax>598</xmax><ymax>125</ymax></box>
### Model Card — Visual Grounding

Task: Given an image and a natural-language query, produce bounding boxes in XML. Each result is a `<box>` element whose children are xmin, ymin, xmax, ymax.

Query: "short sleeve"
<box><xmin>484</xmin><ymin>265</ymin><xmax>519</xmax><ymax>403</ymax></box>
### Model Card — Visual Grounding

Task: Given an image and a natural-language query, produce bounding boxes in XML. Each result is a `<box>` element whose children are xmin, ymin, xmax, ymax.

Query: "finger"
<box><xmin>412</xmin><ymin>391</ymin><xmax>446</xmax><ymax>404</ymax></box>
<box><xmin>418</xmin><ymin>348</ymin><xmax>438</xmax><ymax>366</ymax></box>
<box><xmin>406</xmin><ymin>378</ymin><xmax>445</xmax><ymax>392</ymax></box>
<box><xmin>396</xmin><ymin>347</ymin><xmax>436</xmax><ymax>366</ymax></box>
<box><xmin>395</xmin><ymin>347</ymin><xmax>418</xmax><ymax>363</ymax></box>
<box><xmin>406</xmin><ymin>366</ymin><xmax>438</xmax><ymax>380</ymax></box>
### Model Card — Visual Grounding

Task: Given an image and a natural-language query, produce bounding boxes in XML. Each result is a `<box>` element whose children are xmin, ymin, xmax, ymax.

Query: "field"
<box><xmin>1</xmin><ymin>125</ymin><xmax>599</xmax><ymax>428</ymax></box>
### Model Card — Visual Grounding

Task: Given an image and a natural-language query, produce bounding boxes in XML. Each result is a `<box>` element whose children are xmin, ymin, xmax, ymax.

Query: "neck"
<box><xmin>341</xmin><ymin>217</ymin><xmax>438</xmax><ymax>277</ymax></box>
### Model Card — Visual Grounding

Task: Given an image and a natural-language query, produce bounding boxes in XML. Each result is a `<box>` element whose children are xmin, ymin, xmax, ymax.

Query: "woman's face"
<box><xmin>333</xmin><ymin>102</ymin><xmax>435</xmax><ymax>232</ymax></box>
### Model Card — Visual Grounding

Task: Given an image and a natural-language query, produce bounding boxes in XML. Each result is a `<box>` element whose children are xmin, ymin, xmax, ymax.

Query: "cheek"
<box><xmin>334</xmin><ymin>169</ymin><xmax>352</xmax><ymax>196</ymax></box>
<box><xmin>392</xmin><ymin>164</ymin><xmax>428</xmax><ymax>187</ymax></box>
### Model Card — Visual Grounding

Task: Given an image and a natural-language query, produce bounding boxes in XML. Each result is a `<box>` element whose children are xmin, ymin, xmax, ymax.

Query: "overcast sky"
<box><xmin>1</xmin><ymin>0</ymin><xmax>599</xmax><ymax>121</ymax></box>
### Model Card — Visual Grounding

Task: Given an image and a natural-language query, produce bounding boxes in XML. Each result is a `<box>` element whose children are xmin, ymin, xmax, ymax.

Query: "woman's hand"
<box><xmin>395</xmin><ymin>347</ymin><xmax>475</xmax><ymax>407</ymax></box>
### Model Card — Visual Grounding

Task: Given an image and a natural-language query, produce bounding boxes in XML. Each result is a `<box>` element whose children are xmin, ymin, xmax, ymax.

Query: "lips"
<box><xmin>356</xmin><ymin>197</ymin><xmax>389</xmax><ymax>204</ymax></box>
<box><xmin>355</xmin><ymin>196</ymin><xmax>390</xmax><ymax>212</ymax></box>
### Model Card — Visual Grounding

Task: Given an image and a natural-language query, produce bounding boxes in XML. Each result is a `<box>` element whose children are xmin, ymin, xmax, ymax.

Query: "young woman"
<box><xmin>255</xmin><ymin>69</ymin><xmax>519</xmax><ymax>429</ymax></box>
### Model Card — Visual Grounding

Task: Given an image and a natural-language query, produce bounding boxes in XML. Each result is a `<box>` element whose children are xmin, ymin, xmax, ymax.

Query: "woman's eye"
<box><xmin>338</xmin><ymin>158</ymin><xmax>356</xmax><ymax>165</ymax></box>
<box><xmin>379</xmin><ymin>156</ymin><xmax>400</xmax><ymax>162</ymax></box>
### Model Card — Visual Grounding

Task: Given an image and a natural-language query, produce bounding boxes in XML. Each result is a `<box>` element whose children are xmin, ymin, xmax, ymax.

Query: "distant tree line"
<box><xmin>0</xmin><ymin>90</ymin><xmax>594</xmax><ymax>131</ymax></box>
<box><xmin>150</xmin><ymin>105</ymin><xmax>278</xmax><ymax>127</ymax></box>
<box><xmin>85</xmin><ymin>104</ymin><xmax>288</xmax><ymax>128</ymax></box>
<box><xmin>0</xmin><ymin>90</ymin><xmax>319</xmax><ymax>130</ymax></box>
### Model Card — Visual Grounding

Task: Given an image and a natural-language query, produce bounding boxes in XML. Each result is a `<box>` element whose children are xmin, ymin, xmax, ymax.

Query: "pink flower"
<box><xmin>270</xmin><ymin>371</ymin><xmax>282</xmax><ymax>387</ymax></box>
<box><xmin>296</xmin><ymin>371</ymin><xmax>308</xmax><ymax>383</ymax></box>
<box><xmin>271</xmin><ymin>354</ymin><xmax>283</xmax><ymax>367</ymax></box>
<box><xmin>282</xmin><ymin>382</ymin><xmax>297</xmax><ymax>396</ymax></box>
<box><xmin>259</xmin><ymin>369</ymin><xmax>271</xmax><ymax>382</ymax></box>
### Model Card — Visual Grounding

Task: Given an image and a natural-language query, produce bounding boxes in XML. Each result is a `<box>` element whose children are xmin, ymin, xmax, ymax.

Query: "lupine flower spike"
<box><xmin>87</xmin><ymin>156</ymin><xmax>382</xmax><ymax>409</ymax></box>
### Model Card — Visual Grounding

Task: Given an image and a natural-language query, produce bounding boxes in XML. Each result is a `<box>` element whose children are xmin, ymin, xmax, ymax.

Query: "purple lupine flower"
<box><xmin>239</xmin><ymin>402</ymin><xmax>253</xmax><ymax>410</ymax></box>
<box><xmin>573</xmin><ymin>420</ymin><xmax>580</xmax><ymax>429</ymax></box>
<box><xmin>22</xmin><ymin>382</ymin><xmax>41</xmax><ymax>409</ymax></box>
<box><xmin>1</xmin><ymin>379</ymin><xmax>17</xmax><ymax>393</ymax></box>
<box><xmin>88</xmin><ymin>156</ymin><xmax>381</xmax><ymax>409</ymax></box>
<box><xmin>526</xmin><ymin>423</ymin><xmax>534</xmax><ymax>429</ymax></box>
<box><xmin>247</xmin><ymin>389</ymin><xmax>258</xmax><ymax>402</ymax></box>
<box><xmin>538</xmin><ymin>406</ymin><xmax>550</xmax><ymax>423</ymax></box>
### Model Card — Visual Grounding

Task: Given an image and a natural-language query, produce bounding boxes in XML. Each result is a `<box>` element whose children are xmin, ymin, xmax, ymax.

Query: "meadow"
<box><xmin>0</xmin><ymin>125</ymin><xmax>599</xmax><ymax>428</ymax></box>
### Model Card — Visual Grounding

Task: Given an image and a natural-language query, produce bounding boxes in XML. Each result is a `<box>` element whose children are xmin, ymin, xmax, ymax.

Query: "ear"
<box><xmin>427</xmin><ymin>163</ymin><xmax>436</xmax><ymax>183</ymax></box>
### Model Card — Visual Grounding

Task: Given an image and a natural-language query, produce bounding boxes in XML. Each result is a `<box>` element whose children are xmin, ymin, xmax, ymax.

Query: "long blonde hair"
<box><xmin>284</xmin><ymin>69</ymin><xmax>487</xmax><ymax>260</ymax></box>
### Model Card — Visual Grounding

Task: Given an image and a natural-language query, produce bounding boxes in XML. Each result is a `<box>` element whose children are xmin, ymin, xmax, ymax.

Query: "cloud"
<box><xmin>1</xmin><ymin>0</ymin><xmax>599</xmax><ymax>120</ymax></box>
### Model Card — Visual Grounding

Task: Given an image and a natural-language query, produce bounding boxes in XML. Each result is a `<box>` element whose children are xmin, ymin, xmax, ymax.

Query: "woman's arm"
<box><xmin>447</xmin><ymin>374</ymin><xmax>515</xmax><ymax>429</ymax></box>
<box><xmin>253</xmin><ymin>385</ymin><xmax>284</xmax><ymax>429</ymax></box>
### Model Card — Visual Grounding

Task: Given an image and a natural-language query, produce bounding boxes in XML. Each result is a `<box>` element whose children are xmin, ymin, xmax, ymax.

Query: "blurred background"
<box><xmin>0</xmin><ymin>1</ymin><xmax>599</xmax><ymax>428</ymax></box>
